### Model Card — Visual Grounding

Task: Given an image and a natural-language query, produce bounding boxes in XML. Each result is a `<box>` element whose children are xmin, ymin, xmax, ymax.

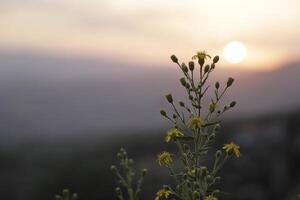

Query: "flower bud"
<box><xmin>214</xmin><ymin>177</ymin><xmax>221</xmax><ymax>183</ymax></box>
<box><xmin>160</xmin><ymin>109</ymin><xmax>167</xmax><ymax>116</ymax></box>
<box><xmin>55</xmin><ymin>195</ymin><xmax>62</xmax><ymax>200</ymax></box>
<box><xmin>180</xmin><ymin>77</ymin><xmax>187</xmax><ymax>86</ymax></box>
<box><xmin>198</xmin><ymin>58</ymin><xmax>205</xmax><ymax>66</ymax></box>
<box><xmin>179</xmin><ymin>101</ymin><xmax>185</xmax><ymax>107</ymax></box>
<box><xmin>211</xmin><ymin>63</ymin><xmax>215</xmax><ymax>70</ymax></box>
<box><xmin>117</xmin><ymin>153</ymin><xmax>122</xmax><ymax>160</ymax></box>
<box><xmin>206</xmin><ymin>175</ymin><xmax>213</xmax><ymax>183</ymax></box>
<box><xmin>223</xmin><ymin>106</ymin><xmax>228</xmax><ymax>111</ymax></box>
<box><xmin>170</xmin><ymin>55</ymin><xmax>178</xmax><ymax>63</ymax></box>
<box><xmin>208</xmin><ymin>102</ymin><xmax>216</xmax><ymax>113</ymax></box>
<box><xmin>215</xmin><ymin>82</ymin><xmax>220</xmax><ymax>89</ymax></box>
<box><xmin>204</xmin><ymin>64</ymin><xmax>210</xmax><ymax>73</ymax></box>
<box><xmin>181</xmin><ymin>63</ymin><xmax>188</xmax><ymax>73</ymax></box>
<box><xmin>230</xmin><ymin>101</ymin><xmax>237</xmax><ymax>108</ymax></box>
<box><xmin>128</xmin><ymin>159</ymin><xmax>134</xmax><ymax>165</ymax></box>
<box><xmin>115</xmin><ymin>187</ymin><xmax>122</xmax><ymax>195</ymax></box>
<box><xmin>200</xmin><ymin>167</ymin><xmax>208</xmax><ymax>176</ymax></box>
<box><xmin>142</xmin><ymin>168</ymin><xmax>147</xmax><ymax>177</ymax></box>
<box><xmin>208</xmin><ymin>133</ymin><xmax>215</xmax><ymax>142</ymax></box>
<box><xmin>72</xmin><ymin>193</ymin><xmax>78</xmax><ymax>200</ymax></box>
<box><xmin>193</xmin><ymin>191</ymin><xmax>200</xmax><ymax>199</ymax></box>
<box><xmin>213</xmin><ymin>55</ymin><xmax>219</xmax><ymax>63</ymax></box>
<box><xmin>185</xmin><ymin>83</ymin><xmax>190</xmax><ymax>89</ymax></box>
<box><xmin>110</xmin><ymin>165</ymin><xmax>117</xmax><ymax>172</ymax></box>
<box><xmin>215</xmin><ymin>150</ymin><xmax>222</xmax><ymax>159</ymax></box>
<box><xmin>188</xmin><ymin>95</ymin><xmax>193</xmax><ymax>100</ymax></box>
<box><xmin>165</xmin><ymin>94</ymin><xmax>173</xmax><ymax>103</ymax></box>
<box><xmin>188</xmin><ymin>61</ymin><xmax>195</xmax><ymax>71</ymax></box>
<box><xmin>213</xmin><ymin>124</ymin><xmax>221</xmax><ymax>132</ymax></box>
<box><xmin>227</xmin><ymin>77</ymin><xmax>234</xmax><ymax>87</ymax></box>
<box><xmin>172</xmin><ymin>114</ymin><xmax>177</xmax><ymax>119</ymax></box>
<box><xmin>63</xmin><ymin>189</ymin><xmax>69</xmax><ymax>199</ymax></box>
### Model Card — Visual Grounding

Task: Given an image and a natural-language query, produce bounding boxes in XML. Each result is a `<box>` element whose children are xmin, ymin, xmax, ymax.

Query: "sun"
<box><xmin>223</xmin><ymin>41</ymin><xmax>247</xmax><ymax>64</ymax></box>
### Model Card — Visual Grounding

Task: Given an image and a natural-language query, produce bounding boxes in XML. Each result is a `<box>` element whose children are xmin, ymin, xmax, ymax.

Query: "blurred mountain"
<box><xmin>0</xmin><ymin>49</ymin><xmax>299</xmax><ymax>136</ymax></box>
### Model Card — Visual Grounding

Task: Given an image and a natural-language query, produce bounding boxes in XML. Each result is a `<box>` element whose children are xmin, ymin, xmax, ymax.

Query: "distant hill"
<box><xmin>0</xmin><ymin>49</ymin><xmax>299</xmax><ymax>136</ymax></box>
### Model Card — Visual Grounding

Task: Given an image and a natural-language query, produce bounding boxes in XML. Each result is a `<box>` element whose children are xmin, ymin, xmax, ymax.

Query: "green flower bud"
<box><xmin>193</xmin><ymin>191</ymin><xmax>200</xmax><ymax>199</ymax></box>
<box><xmin>213</xmin><ymin>55</ymin><xmax>219</xmax><ymax>63</ymax></box>
<box><xmin>214</xmin><ymin>177</ymin><xmax>221</xmax><ymax>183</ymax></box>
<box><xmin>208</xmin><ymin>133</ymin><xmax>215</xmax><ymax>142</ymax></box>
<box><xmin>170</xmin><ymin>55</ymin><xmax>178</xmax><ymax>63</ymax></box>
<box><xmin>211</xmin><ymin>63</ymin><xmax>215</xmax><ymax>70</ymax></box>
<box><xmin>215</xmin><ymin>82</ymin><xmax>220</xmax><ymax>89</ymax></box>
<box><xmin>55</xmin><ymin>195</ymin><xmax>62</xmax><ymax>200</ymax></box>
<box><xmin>72</xmin><ymin>193</ymin><xmax>78</xmax><ymax>200</ymax></box>
<box><xmin>213</xmin><ymin>124</ymin><xmax>221</xmax><ymax>132</ymax></box>
<box><xmin>179</xmin><ymin>101</ymin><xmax>185</xmax><ymax>107</ymax></box>
<box><xmin>180</xmin><ymin>77</ymin><xmax>187</xmax><ymax>86</ymax></box>
<box><xmin>204</xmin><ymin>64</ymin><xmax>210</xmax><ymax>73</ymax></box>
<box><xmin>172</xmin><ymin>114</ymin><xmax>177</xmax><ymax>119</ymax></box>
<box><xmin>165</xmin><ymin>93</ymin><xmax>173</xmax><ymax>103</ymax></box>
<box><xmin>227</xmin><ymin>77</ymin><xmax>234</xmax><ymax>87</ymax></box>
<box><xmin>188</xmin><ymin>61</ymin><xmax>195</xmax><ymax>71</ymax></box>
<box><xmin>198</xmin><ymin>58</ymin><xmax>205</xmax><ymax>66</ymax></box>
<box><xmin>185</xmin><ymin>83</ymin><xmax>190</xmax><ymax>89</ymax></box>
<box><xmin>117</xmin><ymin>153</ymin><xmax>122</xmax><ymax>160</ymax></box>
<box><xmin>62</xmin><ymin>189</ymin><xmax>69</xmax><ymax>199</ymax></box>
<box><xmin>182</xmin><ymin>63</ymin><xmax>188</xmax><ymax>73</ymax></box>
<box><xmin>200</xmin><ymin>167</ymin><xmax>208</xmax><ymax>176</ymax></box>
<box><xmin>230</xmin><ymin>101</ymin><xmax>237</xmax><ymax>108</ymax></box>
<box><xmin>215</xmin><ymin>150</ymin><xmax>222</xmax><ymax>159</ymax></box>
<box><xmin>142</xmin><ymin>168</ymin><xmax>147</xmax><ymax>177</ymax></box>
<box><xmin>223</xmin><ymin>105</ymin><xmax>228</xmax><ymax>111</ymax></box>
<box><xmin>110</xmin><ymin>165</ymin><xmax>117</xmax><ymax>172</ymax></box>
<box><xmin>206</xmin><ymin>175</ymin><xmax>213</xmax><ymax>183</ymax></box>
<box><xmin>208</xmin><ymin>102</ymin><xmax>216</xmax><ymax>113</ymax></box>
<box><xmin>160</xmin><ymin>109</ymin><xmax>167</xmax><ymax>116</ymax></box>
<box><xmin>115</xmin><ymin>187</ymin><xmax>122</xmax><ymax>195</ymax></box>
<box><xmin>128</xmin><ymin>159</ymin><xmax>134</xmax><ymax>165</ymax></box>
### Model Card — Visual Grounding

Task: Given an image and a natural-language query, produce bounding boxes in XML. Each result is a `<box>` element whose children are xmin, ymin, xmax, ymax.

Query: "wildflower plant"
<box><xmin>111</xmin><ymin>148</ymin><xmax>147</xmax><ymax>200</ymax></box>
<box><xmin>155</xmin><ymin>51</ymin><xmax>240</xmax><ymax>200</ymax></box>
<box><xmin>55</xmin><ymin>189</ymin><xmax>78</xmax><ymax>200</ymax></box>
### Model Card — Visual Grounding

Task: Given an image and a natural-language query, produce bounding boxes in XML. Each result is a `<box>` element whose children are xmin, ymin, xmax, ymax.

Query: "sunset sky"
<box><xmin>1</xmin><ymin>0</ymin><xmax>300</xmax><ymax>70</ymax></box>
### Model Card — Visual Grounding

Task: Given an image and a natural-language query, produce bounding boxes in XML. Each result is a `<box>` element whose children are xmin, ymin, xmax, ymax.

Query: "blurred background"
<box><xmin>0</xmin><ymin>0</ymin><xmax>300</xmax><ymax>200</ymax></box>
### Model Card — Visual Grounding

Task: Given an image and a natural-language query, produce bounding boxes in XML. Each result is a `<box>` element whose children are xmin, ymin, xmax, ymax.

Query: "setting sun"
<box><xmin>223</xmin><ymin>41</ymin><xmax>247</xmax><ymax>64</ymax></box>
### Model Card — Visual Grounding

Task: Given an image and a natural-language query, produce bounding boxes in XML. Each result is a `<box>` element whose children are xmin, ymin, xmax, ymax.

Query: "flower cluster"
<box><xmin>111</xmin><ymin>148</ymin><xmax>147</xmax><ymax>200</ymax></box>
<box><xmin>155</xmin><ymin>51</ymin><xmax>240</xmax><ymax>200</ymax></box>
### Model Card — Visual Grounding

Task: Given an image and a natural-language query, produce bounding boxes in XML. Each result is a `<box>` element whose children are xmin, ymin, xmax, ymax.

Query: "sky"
<box><xmin>1</xmin><ymin>0</ymin><xmax>300</xmax><ymax>70</ymax></box>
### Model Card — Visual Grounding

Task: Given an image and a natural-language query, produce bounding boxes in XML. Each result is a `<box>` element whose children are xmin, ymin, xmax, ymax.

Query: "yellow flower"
<box><xmin>187</xmin><ymin>169</ymin><xmax>196</xmax><ymax>177</ymax></box>
<box><xmin>208</xmin><ymin>102</ymin><xmax>217</xmax><ymax>113</ymax></box>
<box><xmin>154</xmin><ymin>188</ymin><xmax>171</xmax><ymax>200</ymax></box>
<box><xmin>192</xmin><ymin>51</ymin><xmax>211</xmax><ymax>60</ymax></box>
<box><xmin>165</xmin><ymin>128</ymin><xmax>184</xmax><ymax>142</ymax></box>
<box><xmin>157</xmin><ymin>151</ymin><xmax>173</xmax><ymax>166</ymax></box>
<box><xmin>204</xmin><ymin>195</ymin><xmax>218</xmax><ymax>200</ymax></box>
<box><xmin>188</xmin><ymin>116</ymin><xmax>204</xmax><ymax>129</ymax></box>
<box><xmin>223</xmin><ymin>142</ymin><xmax>241</xmax><ymax>158</ymax></box>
